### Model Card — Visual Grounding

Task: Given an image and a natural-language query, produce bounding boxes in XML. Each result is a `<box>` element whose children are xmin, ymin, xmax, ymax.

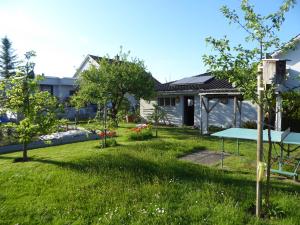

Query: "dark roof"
<box><xmin>156</xmin><ymin>73</ymin><xmax>237</xmax><ymax>93</ymax></box>
<box><xmin>89</xmin><ymin>54</ymin><xmax>115</xmax><ymax>63</ymax></box>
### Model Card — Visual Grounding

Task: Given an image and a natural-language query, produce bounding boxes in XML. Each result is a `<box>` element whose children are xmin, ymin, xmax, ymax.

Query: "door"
<box><xmin>184</xmin><ymin>96</ymin><xmax>194</xmax><ymax>126</ymax></box>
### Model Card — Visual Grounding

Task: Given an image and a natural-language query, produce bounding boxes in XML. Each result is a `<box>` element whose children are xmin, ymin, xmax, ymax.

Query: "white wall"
<box><xmin>140</xmin><ymin>96</ymin><xmax>184</xmax><ymax>125</ymax></box>
<box><xmin>163</xmin><ymin>96</ymin><xmax>183</xmax><ymax>125</ymax></box>
<box><xmin>140</xmin><ymin>94</ymin><xmax>257</xmax><ymax>128</ymax></box>
<box><xmin>275</xmin><ymin>41</ymin><xmax>300</xmax><ymax>90</ymax></box>
<box><xmin>202</xmin><ymin>98</ymin><xmax>257</xmax><ymax>129</ymax></box>
<box><xmin>140</xmin><ymin>99</ymin><xmax>156</xmax><ymax>121</ymax></box>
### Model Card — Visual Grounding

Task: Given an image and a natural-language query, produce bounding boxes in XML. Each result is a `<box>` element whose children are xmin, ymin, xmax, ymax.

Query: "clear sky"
<box><xmin>0</xmin><ymin>0</ymin><xmax>299</xmax><ymax>82</ymax></box>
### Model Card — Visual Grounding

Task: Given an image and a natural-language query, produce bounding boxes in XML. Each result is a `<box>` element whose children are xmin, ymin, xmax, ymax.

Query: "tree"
<box><xmin>202</xmin><ymin>0</ymin><xmax>296</xmax><ymax>217</ymax></box>
<box><xmin>0</xmin><ymin>52</ymin><xmax>60</xmax><ymax>161</ymax></box>
<box><xmin>148</xmin><ymin>104</ymin><xmax>168</xmax><ymax>137</ymax></box>
<box><xmin>0</xmin><ymin>36</ymin><xmax>18</xmax><ymax>78</ymax></box>
<box><xmin>75</xmin><ymin>48</ymin><xmax>155</xmax><ymax>127</ymax></box>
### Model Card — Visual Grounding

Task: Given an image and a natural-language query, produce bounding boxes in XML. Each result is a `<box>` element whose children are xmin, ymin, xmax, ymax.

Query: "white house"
<box><xmin>272</xmin><ymin>34</ymin><xmax>300</xmax><ymax>131</ymax></box>
<box><xmin>38</xmin><ymin>76</ymin><xmax>97</xmax><ymax>120</ymax></box>
<box><xmin>140</xmin><ymin>73</ymin><xmax>257</xmax><ymax>134</ymax></box>
<box><xmin>39</xmin><ymin>76</ymin><xmax>76</xmax><ymax>101</ymax></box>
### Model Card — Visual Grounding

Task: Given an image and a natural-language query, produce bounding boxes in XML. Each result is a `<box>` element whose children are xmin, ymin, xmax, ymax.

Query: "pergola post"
<box><xmin>238</xmin><ymin>100</ymin><xmax>242</xmax><ymax>127</ymax></box>
<box><xmin>275</xmin><ymin>93</ymin><xmax>282</xmax><ymax>131</ymax></box>
<box><xmin>233</xmin><ymin>96</ymin><xmax>237</xmax><ymax>127</ymax></box>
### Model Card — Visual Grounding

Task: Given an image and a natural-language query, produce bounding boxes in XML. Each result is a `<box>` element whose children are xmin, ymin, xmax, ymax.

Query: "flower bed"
<box><xmin>98</xmin><ymin>130</ymin><xmax>117</xmax><ymax>148</ymax></box>
<box><xmin>128</xmin><ymin>124</ymin><xmax>153</xmax><ymax>141</ymax></box>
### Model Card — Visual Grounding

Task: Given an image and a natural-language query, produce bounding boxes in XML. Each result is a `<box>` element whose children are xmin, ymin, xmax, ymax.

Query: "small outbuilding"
<box><xmin>140</xmin><ymin>73</ymin><xmax>257</xmax><ymax>134</ymax></box>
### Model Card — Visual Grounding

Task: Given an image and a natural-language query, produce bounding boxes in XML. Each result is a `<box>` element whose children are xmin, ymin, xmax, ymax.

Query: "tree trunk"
<box><xmin>265</xmin><ymin>110</ymin><xmax>273</xmax><ymax>211</ymax></box>
<box><xmin>155</xmin><ymin>121</ymin><xmax>158</xmax><ymax>137</ymax></box>
<box><xmin>111</xmin><ymin>107</ymin><xmax>118</xmax><ymax>127</ymax></box>
<box><xmin>23</xmin><ymin>142</ymin><xmax>28</xmax><ymax>161</ymax></box>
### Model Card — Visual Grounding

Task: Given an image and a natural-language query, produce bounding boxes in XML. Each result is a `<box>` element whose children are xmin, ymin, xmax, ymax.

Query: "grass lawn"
<box><xmin>0</xmin><ymin>124</ymin><xmax>299</xmax><ymax>225</ymax></box>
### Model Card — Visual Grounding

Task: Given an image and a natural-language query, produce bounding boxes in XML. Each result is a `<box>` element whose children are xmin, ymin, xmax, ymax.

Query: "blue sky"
<box><xmin>0</xmin><ymin>0</ymin><xmax>299</xmax><ymax>82</ymax></box>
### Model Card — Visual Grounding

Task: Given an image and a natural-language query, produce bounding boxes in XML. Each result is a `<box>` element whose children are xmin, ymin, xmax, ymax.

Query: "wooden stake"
<box><xmin>256</xmin><ymin>64</ymin><xmax>264</xmax><ymax>218</ymax></box>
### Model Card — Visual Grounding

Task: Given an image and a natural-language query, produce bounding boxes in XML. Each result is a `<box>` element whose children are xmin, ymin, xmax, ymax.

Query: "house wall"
<box><xmin>275</xmin><ymin>41</ymin><xmax>300</xmax><ymax>90</ymax></box>
<box><xmin>140</xmin><ymin>94</ymin><xmax>257</xmax><ymax>128</ymax></box>
<box><xmin>204</xmin><ymin>98</ymin><xmax>257</xmax><ymax>130</ymax></box>
<box><xmin>163</xmin><ymin>96</ymin><xmax>183</xmax><ymax>125</ymax></box>
<box><xmin>52</xmin><ymin>85</ymin><xmax>75</xmax><ymax>101</ymax></box>
<box><xmin>140</xmin><ymin>96</ymin><xmax>184</xmax><ymax>125</ymax></box>
<box><xmin>140</xmin><ymin>99</ymin><xmax>156</xmax><ymax>121</ymax></box>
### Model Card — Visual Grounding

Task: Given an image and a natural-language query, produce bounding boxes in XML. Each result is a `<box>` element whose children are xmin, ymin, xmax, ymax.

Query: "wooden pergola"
<box><xmin>199</xmin><ymin>92</ymin><xmax>243</xmax><ymax>134</ymax></box>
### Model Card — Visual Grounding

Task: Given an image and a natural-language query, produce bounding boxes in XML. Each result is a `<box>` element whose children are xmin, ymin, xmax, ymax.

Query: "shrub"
<box><xmin>98</xmin><ymin>130</ymin><xmax>117</xmax><ymax>148</ymax></box>
<box><xmin>208</xmin><ymin>125</ymin><xmax>224</xmax><ymax>133</ymax></box>
<box><xmin>128</xmin><ymin>124</ymin><xmax>153</xmax><ymax>141</ymax></box>
<box><xmin>242</xmin><ymin>120</ymin><xmax>257</xmax><ymax>129</ymax></box>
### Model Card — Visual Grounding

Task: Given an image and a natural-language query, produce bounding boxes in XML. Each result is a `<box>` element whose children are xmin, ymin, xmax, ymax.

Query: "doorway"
<box><xmin>184</xmin><ymin>96</ymin><xmax>194</xmax><ymax>126</ymax></box>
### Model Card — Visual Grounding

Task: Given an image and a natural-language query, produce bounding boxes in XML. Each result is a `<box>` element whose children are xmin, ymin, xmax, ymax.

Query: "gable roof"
<box><xmin>272</xmin><ymin>33</ymin><xmax>300</xmax><ymax>58</ymax></box>
<box><xmin>156</xmin><ymin>72</ymin><xmax>236</xmax><ymax>93</ymax></box>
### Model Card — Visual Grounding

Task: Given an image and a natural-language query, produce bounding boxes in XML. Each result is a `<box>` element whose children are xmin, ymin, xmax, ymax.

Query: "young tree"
<box><xmin>148</xmin><ymin>104</ymin><xmax>168</xmax><ymax>137</ymax></box>
<box><xmin>0</xmin><ymin>36</ymin><xmax>18</xmax><ymax>78</ymax></box>
<box><xmin>202</xmin><ymin>0</ymin><xmax>296</xmax><ymax>217</ymax></box>
<box><xmin>0</xmin><ymin>52</ymin><xmax>60</xmax><ymax>161</ymax></box>
<box><xmin>75</xmin><ymin>48</ymin><xmax>155</xmax><ymax>127</ymax></box>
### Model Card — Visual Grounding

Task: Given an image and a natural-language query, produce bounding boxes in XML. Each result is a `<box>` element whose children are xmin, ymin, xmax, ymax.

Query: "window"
<box><xmin>171</xmin><ymin>98</ymin><xmax>176</xmax><ymax>106</ymax></box>
<box><xmin>158</xmin><ymin>98</ymin><xmax>164</xmax><ymax>106</ymax></box>
<box><xmin>69</xmin><ymin>90</ymin><xmax>76</xmax><ymax>96</ymax></box>
<box><xmin>165</xmin><ymin>98</ymin><xmax>170</xmax><ymax>106</ymax></box>
<box><xmin>157</xmin><ymin>97</ymin><xmax>176</xmax><ymax>107</ymax></box>
<box><xmin>40</xmin><ymin>85</ymin><xmax>53</xmax><ymax>95</ymax></box>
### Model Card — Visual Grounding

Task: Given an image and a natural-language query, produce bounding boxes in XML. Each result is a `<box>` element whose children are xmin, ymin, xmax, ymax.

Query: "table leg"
<box><xmin>237</xmin><ymin>139</ymin><xmax>240</xmax><ymax>156</ymax></box>
<box><xmin>279</xmin><ymin>144</ymin><xmax>283</xmax><ymax>171</ymax></box>
<box><xmin>221</xmin><ymin>138</ymin><xmax>224</xmax><ymax>168</ymax></box>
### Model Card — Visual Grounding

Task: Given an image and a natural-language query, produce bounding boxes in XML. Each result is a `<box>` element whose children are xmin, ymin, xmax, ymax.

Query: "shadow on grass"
<box><xmin>1</xmin><ymin>148</ymin><xmax>299</xmax><ymax>196</ymax></box>
<box><xmin>9</xmin><ymin>152</ymin><xmax>297</xmax><ymax>194</ymax></box>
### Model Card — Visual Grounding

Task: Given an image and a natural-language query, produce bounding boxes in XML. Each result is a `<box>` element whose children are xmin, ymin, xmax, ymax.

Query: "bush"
<box><xmin>242</xmin><ymin>120</ymin><xmax>257</xmax><ymax>129</ymax></box>
<box><xmin>208</xmin><ymin>125</ymin><xmax>224</xmax><ymax>133</ymax></box>
<box><xmin>98</xmin><ymin>130</ymin><xmax>117</xmax><ymax>148</ymax></box>
<box><xmin>128</xmin><ymin>124</ymin><xmax>153</xmax><ymax>141</ymax></box>
<box><xmin>100</xmin><ymin>138</ymin><xmax>117</xmax><ymax>148</ymax></box>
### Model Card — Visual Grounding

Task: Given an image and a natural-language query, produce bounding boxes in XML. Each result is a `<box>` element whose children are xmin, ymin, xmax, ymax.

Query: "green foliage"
<box><xmin>148</xmin><ymin>104</ymin><xmax>168</xmax><ymax>124</ymax></box>
<box><xmin>0</xmin><ymin>52</ymin><xmax>60</xmax><ymax>159</ymax></box>
<box><xmin>74</xmin><ymin>47</ymin><xmax>155</xmax><ymax>126</ymax></box>
<box><xmin>262</xmin><ymin>200</ymin><xmax>286</xmax><ymax>219</ymax></box>
<box><xmin>0</xmin><ymin>36</ymin><xmax>18</xmax><ymax>78</ymax></box>
<box><xmin>242</xmin><ymin>120</ymin><xmax>257</xmax><ymax>129</ymax></box>
<box><xmin>203</xmin><ymin>0</ymin><xmax>296</xmax><ymax>105</ymax></box>
<box><xmin>208</xmin><ymin>125</ymin><xmax>224</xmax><ymax>133</ymax></box>
<box><xmin>282</xmin><ymin>91</ymin><xmax>300</xmax><ymax>120</ymax></box>
<box><xmin>148</xmin><ymin>104</ymin><xmax>168</xmax><ymax>137</ymax></box>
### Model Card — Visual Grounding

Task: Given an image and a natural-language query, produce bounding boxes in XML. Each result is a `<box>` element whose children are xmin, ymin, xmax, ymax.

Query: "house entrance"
<box><xmin>184</xmin><ymin>96</ymin><xmax>194</xmax><ymax>126</ymax></box>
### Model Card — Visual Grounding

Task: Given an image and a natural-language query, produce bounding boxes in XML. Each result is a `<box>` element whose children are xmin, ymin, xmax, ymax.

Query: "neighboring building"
<box><xmin>272</xmin><ymin>34</ymin><xmax>300</xmax><ymax>91</ymax></box>
<box><xmin>140</xmin><ymin>73</ymin><xmax>257</xmax><ymax>134</ymax></box>
<box><xmin>39</xmin><ymin>76</ymin><xmax>76</xmax><ymax>102</ymax></box>
<box><xmin>38</xmin><ymin>76</ymin><xmax>96</xmax><ymax>120</ymax></box>
<box><xmin>272</xmin><ymin>34</ymin><xmax>300</xmax><ymax>131</ymax></box>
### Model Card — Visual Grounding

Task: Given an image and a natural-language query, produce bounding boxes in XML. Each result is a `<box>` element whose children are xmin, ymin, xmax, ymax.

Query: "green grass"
<box><xmin>0</xmin><ymin>124</ymin><xmax>299</xmax><ymax>225</ymax></box>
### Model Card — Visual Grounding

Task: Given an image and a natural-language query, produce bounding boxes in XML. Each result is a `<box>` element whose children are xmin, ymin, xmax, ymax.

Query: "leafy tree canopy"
<box><xmin>203</xmin><ymin>0</ymin><xmax>297</xmax><ymax>102</ymax></box>
<box><xmin>75</xmin><ymin>47</ymin><xmax>155</xmax><ymax>125</ymax></box>
<box><xmin>0</xmin><ymin>52</ymin><xmax>60</xmax><ymax>161</ymax></box>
